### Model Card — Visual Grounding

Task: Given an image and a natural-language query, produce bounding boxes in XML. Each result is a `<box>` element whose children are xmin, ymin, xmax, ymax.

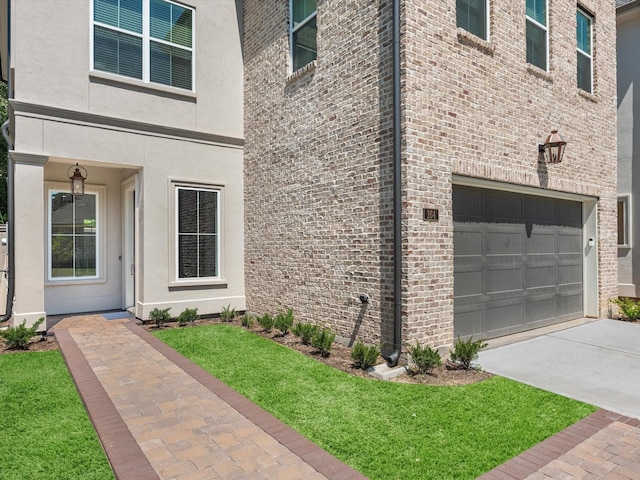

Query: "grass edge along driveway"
<box><xmin>0</xmin><ymin>350</ymin><xmax>114</xmax><ymax>480</ymax></box>
<box><xmin>156</xmin><ymin>324</ymin><xmax>596</xmax><ymax>480</ymax></box>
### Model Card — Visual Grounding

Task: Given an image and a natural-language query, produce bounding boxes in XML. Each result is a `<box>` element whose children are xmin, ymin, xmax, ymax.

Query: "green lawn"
<box><xmin>0</xmin><ymin>351</ymin><xmax>114</xmax><ymax>480</ymax></box>
<box><xmin>156</xmin><ymin>324</ymin><xmax>597</xmax><ymax>480</ymax></box>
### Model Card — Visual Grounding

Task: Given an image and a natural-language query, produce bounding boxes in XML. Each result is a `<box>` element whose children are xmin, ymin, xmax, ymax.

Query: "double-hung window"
<box><xmin>576</xmin><ymin>8</ymin><xmax>593</xmax><ymax>93</ymax></box>
<box><xmin>176</xmin><ymin>186</ymin><xmax>220</xmax><ymax>280</ymax></box>
<box><xmin>457</xmin><ymin>0</ymin><xmax>488</xmax><ymax>40</ymax></box>
<box><xmin>93</xmin><ymin>0</ymin><xmax>194</xmax><ymax>90</ymax></box>
<box><xmin>290</xmin><ymin>0</ymin><xmax>317</xmax><ymax>72</ymax></box>
<box><xmin>526</xmin><ymin>0</ymin><xmax>548</xmax><ymax>70</ymax></box>
<box><xmin>49</xmin><ymin>191</ymin><xmax>98</xmax><ymax>280</ymax></box>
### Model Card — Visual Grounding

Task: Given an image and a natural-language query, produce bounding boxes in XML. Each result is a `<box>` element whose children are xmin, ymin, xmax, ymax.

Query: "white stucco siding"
<box><xmin>6</xmin><ymin>0</ymin><xmax>245</xmax><ymax>323</ymax></box>
<box><xmin>617</xmin><ymin>5</ymin><xmax>640</xmax><ymax>296</ymax></box>
<box><xmin>11</xmin><ymin>0</ymin><xmax>243</xmax><ymax>138</ymax></box>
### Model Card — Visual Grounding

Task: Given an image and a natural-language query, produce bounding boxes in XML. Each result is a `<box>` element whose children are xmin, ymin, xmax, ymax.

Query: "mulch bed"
<box><xmin>143</xmin><ymin>316</ymin><xmax>493</xmax><ymax>386</ymax></box>
<box><xmin>0</xmin><ymin>334</ymin><xmax>59</xmax><ymax>354</ymax></box>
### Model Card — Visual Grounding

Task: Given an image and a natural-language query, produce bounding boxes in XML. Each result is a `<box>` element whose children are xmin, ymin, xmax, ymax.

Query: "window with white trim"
<box><xmin>457</xmin><ymin>0</ymin><xmax>488</xmax><ymax>40</ymax></box>
<box><xmin>577</xmin><ymin>8</ymin><xmax>593</xmax><ymax>93</ymax></box>
<box><xmin>92</xmin><ymin>0</ymin><xmax>194</xmax><ymax>90</ymax></box>
<box><xmin>176</xmin><ymin>186</ymin><xmax>220</xmax><ymax>279</ymax></box>
<box><xmin>290</xmin><ymin>0</ymin><xmax>317</xmax><ymax>72</ymax></box>
<box><xmin>49</xmin><ymin>191</ymin><xmax>98</xmax><ymax>279</ymax></box>
<box><xmin>618</xmin><ymin>196</ymin><xmax>630</xmax><ymax>247</ymax></box>
<box><xmin>526</xmin><ymin>0</ymin><xmax>547</xmax><ymax>70</ymax></box>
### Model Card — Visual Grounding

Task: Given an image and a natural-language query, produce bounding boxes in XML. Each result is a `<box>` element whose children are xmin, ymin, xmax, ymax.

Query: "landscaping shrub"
<box><xmin>274</xmin><ymin>308</ymin><xmax>294</xmax><ymax>335</ymax></box>
<box><xmin>311</xmin><ymin>327</ymin><xmax>335</xmax><ymax>357</ymax></box>
<box><xmin>0</xmin><ymin>317</ymin><xmax>44</xmax><ymax>350</ymax></box>
<box><xmin>241</xmin><ymin>315</ymin><xmax>255</xmax><ymax>328</ymax></box>
<box><xmin>149</xmin><ymin>308</ymin><xmax>172</xmax><ymax>328</ymax></box>
<box><xmin>292</xmin><ymin>322</ymin><xmax>319</xmax><ymax>345</ymax></box>
<box><xmin>258</xmin><ymin>313</ymin><xmax>274</xmax><ymax>332</ymax></box>
<box><xmin>220</xmin><ymin>304</ymin><xmax>237</xmax><ymax>322</ymax></box>
<box><xmin>611</xmin><ymin>297</ymin><xmax>640</xmax><ymax>321</ymax></box>
<box><xmin>351</xmin><ymin>341</ymin><xmax>380</xmax><ymax>370</ymax></box>
<box><xmin>449</xmin><ymin>336</ymin><xmax>487</xmax><ymax>369</ymax></box>
<box><xmin>177</xmin><ymin>308</ymin><xmax>198</xmax><ymax>327</ymax></box>
<box><xmin>406</xmin><ymin>341</ymin><xmax>442</xmax><ymax>375</ymax></box>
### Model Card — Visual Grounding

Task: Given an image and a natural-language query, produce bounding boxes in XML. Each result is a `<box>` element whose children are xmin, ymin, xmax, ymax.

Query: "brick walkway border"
<box><xmin>56</xmin><ymin>327</ymin><xmax>160</xmax><ymax>480</ymax></box>
<box><xmin>56</xmin><ymin>319</ymin><xmax>366</xmax><ymax>480</ymax></box>
<box><xmin>478</xmin><ymin>409</ymin><xmax>640</xmax><ymax>480</ymax></box>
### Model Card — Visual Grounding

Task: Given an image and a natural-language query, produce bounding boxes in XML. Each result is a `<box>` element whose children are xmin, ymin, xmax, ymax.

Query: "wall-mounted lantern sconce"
<box><xmin>538</xmin><ymin>130</ymin><xmax>567</xmax><ymax>164</ymax></box>
<box><xmin>68</xmin><ymin>163</ymin><xmax>87</xmax><ymax>195</ymax></box>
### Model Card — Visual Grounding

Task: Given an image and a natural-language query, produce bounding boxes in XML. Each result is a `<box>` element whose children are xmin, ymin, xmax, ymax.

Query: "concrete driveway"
<box><xmin>477</xmin><ymin>319</ymin><xmax>640</xmax><ymax>419</ymax></box>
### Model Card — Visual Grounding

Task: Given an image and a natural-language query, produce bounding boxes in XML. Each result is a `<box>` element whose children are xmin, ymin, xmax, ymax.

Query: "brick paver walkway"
<box><xmin>53</xmin><ymin>314</ymin><xmax>640</xmax><ymax>480</ymax></box>
<box><xmin>479</xmin><ymin>410</ymin><xmax>640</xmax><ymax>479</ymax></box>
<box><xmin>53</xmin><ymin>315</ymin><xmax>366</xmax><ymax>480</ymax></box>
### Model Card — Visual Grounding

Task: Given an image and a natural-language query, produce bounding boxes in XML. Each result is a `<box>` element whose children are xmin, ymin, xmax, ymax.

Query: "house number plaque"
<box><xmin>423</xmin><ymin>208</ymin><xmax>439</xmax><ymax>221</ymax></box>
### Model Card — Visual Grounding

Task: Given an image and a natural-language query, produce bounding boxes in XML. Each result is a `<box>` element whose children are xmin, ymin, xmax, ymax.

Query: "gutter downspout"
<box><xmin>386</xmin><ymin>0</ymin><xmax>402</xmax><ymax>367</ymax></box>
<box><xmin>1</xmin><ymin>0</ymin><xmax>13</xmax><ymax>322</ymax></box>
<box><xmin>1</xmin><ymin>120</ymin><xmax>13</xmax><ymax>322</ymax></box>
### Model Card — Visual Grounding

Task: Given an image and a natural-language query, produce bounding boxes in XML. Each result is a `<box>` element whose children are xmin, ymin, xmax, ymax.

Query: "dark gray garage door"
<box><xmin>453</xmin><ymin>186</ymin><xmax>583</xmax><ymax>339</ymax></box>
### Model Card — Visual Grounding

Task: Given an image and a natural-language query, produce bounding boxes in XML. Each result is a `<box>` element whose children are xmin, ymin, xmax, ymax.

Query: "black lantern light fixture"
<box><xmin>68</xmin><ymin>163</ymin><xmax>87</xmax><ymax>195</ymax></box>
<box><xmin>538</xmin><ymin>130</ymin><xmax>567</xmax><ymax>164</ymax></box>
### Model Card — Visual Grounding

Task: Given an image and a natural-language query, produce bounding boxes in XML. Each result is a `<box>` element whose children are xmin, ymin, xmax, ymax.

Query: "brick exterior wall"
<box><xmin>244</xmin><ymin>0</ymin><xmax>618</xmax><ymax>354</ymax></box>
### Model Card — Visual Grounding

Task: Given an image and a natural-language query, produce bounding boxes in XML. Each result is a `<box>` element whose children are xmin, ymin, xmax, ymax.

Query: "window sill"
<box><xmin>169</xmin><ymin>279</ymin><xmax>228</xmax><ymax>290</ymax></box>
<box><xmin>526</xmin><ymin>64</ymin><xmax>553</xmax><ymax>82</ymax></box>
<box><xmin>89</xmin><ymin>70</ymin><xmax>197</xmax><ymax>101</ymax></box>
<box><xmin>45</xmin><ymin>277</ymin><xmax>106</xmax><ymax>286</ymax></box>
<box><xmin>286</xmin><ymin>60</ymin><xmax>317</xmax><ymax>84</ymax></box>
<box><xmin>456</xmin><ymin>28</ymin><xmax>494</xmax><ymax>54</ymax></box>
<box><xmin>578</xmin><ymin>89</ymin><xmax>597</xmax><ymax>103</ymax></box>
<box><xmin>618</xmin><ymin>244</ymin><xmax>631</xmax><ymax>249</ymax></box>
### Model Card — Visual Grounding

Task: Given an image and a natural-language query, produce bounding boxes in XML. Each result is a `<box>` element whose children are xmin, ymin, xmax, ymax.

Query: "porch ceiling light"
<box><xmin>538</xmin><ymin>130</ymin><xmax>567</xmax><ymax>164</ymax></box>
<box><xmin>68</xmin><ymin>163</ymin><xmax>87</xmax><ymax>195</ymax></box>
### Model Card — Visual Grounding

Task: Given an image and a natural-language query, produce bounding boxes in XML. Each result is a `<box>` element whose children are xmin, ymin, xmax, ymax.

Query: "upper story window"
<box><xmin>576</xmin><ymin>8</ymin><xmax>593</xmax><ymax>93</ymax></box>
<box><xmin>456</xmin><ymin>0</ymin><xmax>488</xmax><ymax>40</ymax></box>
<box><xmin>290</xmin><ymin>0</ymin><xmax>317</xmax><ymax>72</ymax></box>
<box><xmin>526</xmin><ymin>0</ymin><xmax>548</xmax><ymax>70</ymax></box>
<box><xmin>93</xmin><ymin>0</ymin><xmax>194</xmax><ymax>91</ymax></box>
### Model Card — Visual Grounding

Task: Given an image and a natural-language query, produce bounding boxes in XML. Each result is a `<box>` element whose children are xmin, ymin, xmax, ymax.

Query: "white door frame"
<box><xmin>122</xmin><ymin>176</ymin><xmax>137</xmax><ymax>310</ymax></box>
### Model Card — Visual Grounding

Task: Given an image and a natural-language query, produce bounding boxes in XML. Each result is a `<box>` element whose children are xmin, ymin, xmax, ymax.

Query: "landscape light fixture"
<box><xmin>538</xmin><ymin>130</ymin><xmax>567</xmax><ymax>164</ymax></box>
<box><xmin>68</xmin><ymin>163</ymin><xmax>87</xmax><ymax>195</ymax></box>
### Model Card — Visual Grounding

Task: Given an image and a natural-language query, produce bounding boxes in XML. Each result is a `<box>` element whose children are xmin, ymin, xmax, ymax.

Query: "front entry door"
<box><xmin>123</xmin><ymin>179</ymin><xmax>136</xmax><ymax>310</ymax></box>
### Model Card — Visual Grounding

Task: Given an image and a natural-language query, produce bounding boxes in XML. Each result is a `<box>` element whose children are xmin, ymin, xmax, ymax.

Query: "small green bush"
<box><xmin>449</xmin><ymin>336</ymin><xmax>487</xmax><ymax>370</ymax></box>
<box><xmin>292</xmin><ymin>322</ymin><xmax>319</xmax><ymax>345</ymax></box>
<box><xmin>311</xmin><ymin>327</ymin><xmax>336</xmax><ymax>358</ymax></box>
<box><xmin>149</xmin><ymin>308</ymin><xmax>172</xmax><ymax>328</ymax></box>
<box><xmin>258</xmin><ymin>313</ymin><xmax>274</xmax><ymax>332</ymax></box>
<box><xmin>177</xmin><ymin>308</ymin><xmax>198</xmax><ymax>327</ymax></box>
<box><xmin>241</xmin><ymin>315</ymin><xmax>255</xmax><ymax>328</ymax></box>
<box><xmin>220</xmin><ymin>304</ymin><xmax>237</xmax><ymax>322</ymax></box>
<box><xmin>406</xmin><ymin>341</ymin><xmax>442</xmax><ymax>375</ymax></box>
<box><xmin>274</xmin><ymin>308</ymin><xmax>294</xmax><ymax>335</ymax></box>
<box><xmin>351</xmin><ymin>341</ymin><xmax>380</xmax><ymax>370</ymax></box>
<box><xmin>0</xmin><ymin>317</ymin><xmax>45</xmax><ymax>350</ymax></box>
<box><xmin>611</xmin><ymin>297</ymin><xmax>640</xmax><ymax>321</ymax></box>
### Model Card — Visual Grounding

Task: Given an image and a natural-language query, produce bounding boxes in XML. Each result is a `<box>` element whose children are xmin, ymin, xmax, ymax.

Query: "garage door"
<box><xmin>453</xmin><ymin>185</ymin><xmax>583</xmax><ymax>339</ymax></box>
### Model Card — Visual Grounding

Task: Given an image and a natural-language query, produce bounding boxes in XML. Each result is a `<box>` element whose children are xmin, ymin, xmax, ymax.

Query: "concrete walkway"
<box><xmin>478</xmin><ymin>319</ymin><xmax>640</xmax><ymax>479</ymax></box>
<box><xmin>478</xmin><ymin>319</ymin><xmax>640</xmax><ymax>419</ymax></box>
<box><xmin>53</xmin><ymin>314</ymin><xmax>366</xmax><ymax>480</ymax></box>
<box><xmin>52</xmin><ymin>314</ymin><xmax>640</xmax><ymax>480</ymax></box>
